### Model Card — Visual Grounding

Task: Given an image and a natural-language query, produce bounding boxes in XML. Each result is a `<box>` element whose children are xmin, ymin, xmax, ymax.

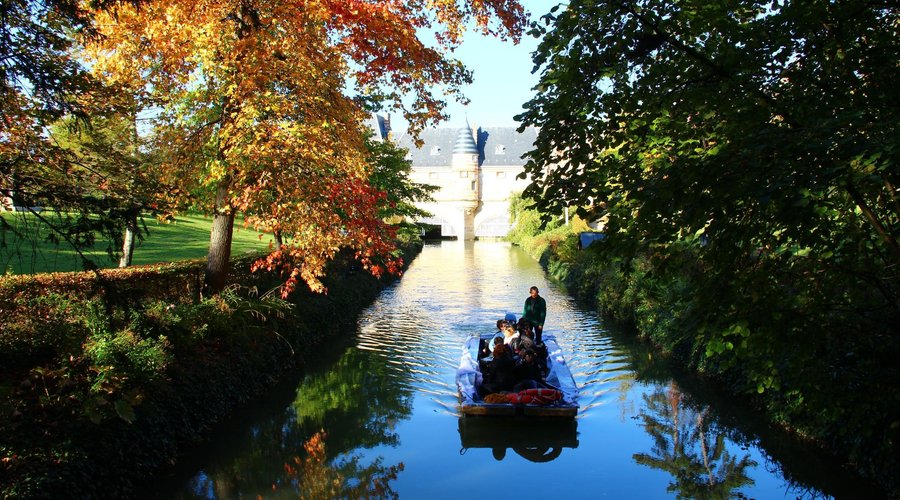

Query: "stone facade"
<box><xmin>395</xmin><ymin>121</ymin><xmax>536</xmax><ymax>239</ymax></box>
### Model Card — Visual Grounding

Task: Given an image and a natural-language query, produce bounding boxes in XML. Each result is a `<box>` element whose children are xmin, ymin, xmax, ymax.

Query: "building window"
<box><xmin>495</xmin><ymin>171</ymin><xmax>506</xmax><ymax>179</ymax></box>
<box><xmin>471</xmin><ymin>180</ymin><xmax>476</xmax><ymax>191</ymax></box>
<box><xmin>494</xmin><ymin>145</ymin><xmax>506</xmax><ymax>154</ymax></box>
<box><xmin>428</xmin><ymin>172</ymin><xmax>438</xmax><ymax>179</ymax></box>
<box><xmin>430</xmin><ymin>146</ymin><xmax>441</xmax><ymax>156</ymax></box>
<box><xmin>459</xmin><ymin>171</ymin><xmax>468</xmax><ymax>178</ymax></box>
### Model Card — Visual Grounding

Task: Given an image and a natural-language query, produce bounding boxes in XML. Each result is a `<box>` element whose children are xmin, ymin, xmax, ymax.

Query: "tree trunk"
<box><xmin>118</xmin><ymin>214</ymin><xmax>137</xmax><ymax>267</ymax></box>
<box><xmin>204</xmin><ymin>180</ymin><xmax>235</xmax><ymax>296</ymax></box>
<box><xmin>846</xmin><ymin>182</ymin><xmax>900</xmax><ymax>265</ymax></box>
<box><xmin>274</xmin><ymin>229</ymin><xmax>283</xmax><ymax>251</ymax></box>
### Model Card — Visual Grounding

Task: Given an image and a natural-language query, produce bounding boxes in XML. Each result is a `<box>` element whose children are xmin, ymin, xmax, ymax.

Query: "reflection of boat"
<box><xmin>456</xmin><ymin>332</ymin><xmax>579</xmax><ymax>417</ymax></box>
<box><xmin>458</xmin><ymin>417</ymin><xmax>578</xmax><ymax>462</ymax></box>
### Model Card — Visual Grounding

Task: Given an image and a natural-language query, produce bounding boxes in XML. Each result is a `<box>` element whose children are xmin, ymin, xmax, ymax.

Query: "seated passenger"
<box><xmin>481</xmin><ymin>334</ymin><xmax>504</xmax><ymax>358</ymax></box>
<box><xmin>514</xmin><ymin>348</ymin><xmax>543</xmax><ymax>392</ymax></box>
<box><xmin>502</xmin><ymin>323</ymin><xmax>519</xmax><ymax>346</ymax></box>
<box><xmin>515</xmin><ymin>328</ymin><xmax>535</xmax><ymax>354</ymax></box>
<box><xmin>517</xmin><ymin>318</ymin><xmax>533</xmax><ymax>337</ymax></box>
<box><xmin>480</xmin><ymin>343</ymin><xmax>516</xmax><ymax>396</ymax></box>
<box><xmin>516</xmin><ymin>335</ymin><xmax>534</xmax><ymax>355</ymax></box>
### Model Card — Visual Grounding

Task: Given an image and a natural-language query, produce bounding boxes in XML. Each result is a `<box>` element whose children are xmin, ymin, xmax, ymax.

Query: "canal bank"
<box><xmin>509</xmin><ymin>224</ymin><xmax>897</xmax><ymax>497</ymax></box>
<box><xmin>0</xmin><ymin>245</ymin><xmax>420</xmax><ymax>499</ymax></box>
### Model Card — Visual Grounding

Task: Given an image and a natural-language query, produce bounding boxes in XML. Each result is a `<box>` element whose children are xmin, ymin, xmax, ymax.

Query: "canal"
<box><xmin>151</xmin><ymin>241</ymin><xmax>876</xmax><ymax>499</ymax></box>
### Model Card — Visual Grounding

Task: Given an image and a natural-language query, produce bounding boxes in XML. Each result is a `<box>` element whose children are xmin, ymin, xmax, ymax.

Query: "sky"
<box><xmin>389</xmin><ymin>0</ymin><xmax>557</xmax><ymax>137</ymax></box>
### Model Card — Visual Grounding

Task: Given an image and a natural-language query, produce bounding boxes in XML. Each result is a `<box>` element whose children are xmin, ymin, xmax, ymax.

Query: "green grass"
<box><xmin>1</xmin><ymin>213</ymin><xmax>273</xmax><ymax>274</ymax></box>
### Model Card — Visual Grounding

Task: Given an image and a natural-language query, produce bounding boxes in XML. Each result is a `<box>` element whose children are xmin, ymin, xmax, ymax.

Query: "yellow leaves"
<box><xmin>81</xmin><ymin>0</ymin><xmax>524</xmax><ymax>294</ymax></box>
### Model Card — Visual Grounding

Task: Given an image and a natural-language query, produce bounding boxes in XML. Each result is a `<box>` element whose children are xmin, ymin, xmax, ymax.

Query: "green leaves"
<box><xmin>519</xmin><ymin>0</ymin><xmax>900</xmax><ymax>315</ymax></box>
<box><xmin>516</xmin><ymin>3</ymin><xmax>900</xmax><ymax>487</ymax></box>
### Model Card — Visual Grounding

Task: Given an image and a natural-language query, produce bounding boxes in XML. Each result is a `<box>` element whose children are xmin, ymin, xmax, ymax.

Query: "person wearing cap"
<box><xmin>522</xmin><ymin>286</ymin><xmax>547</xmax><ymax>344</ymax></box>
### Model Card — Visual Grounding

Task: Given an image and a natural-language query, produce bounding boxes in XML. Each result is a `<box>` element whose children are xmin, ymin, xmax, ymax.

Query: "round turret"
<box><xmin>452</xmin><ymin>125</ymin><xmax>479</xmax><ymax>155</ymax></box>
<box><xmin>450</xmin><ymin>123</ymin><xmax>480</xmax><ymax>212</ymax></box>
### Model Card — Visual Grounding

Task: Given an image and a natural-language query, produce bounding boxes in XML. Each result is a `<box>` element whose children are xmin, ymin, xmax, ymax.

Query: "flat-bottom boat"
<box><xmin>456</xmin><ymin>332</ymin><xmax>579</xmax><ymax>417</ymax></box>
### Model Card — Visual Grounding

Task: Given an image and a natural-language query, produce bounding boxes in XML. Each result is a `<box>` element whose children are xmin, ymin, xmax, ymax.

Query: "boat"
<box><xmin>456</xmin><ymin>332</ymin><xmax>579</xmax><ymax>418</ymax></box>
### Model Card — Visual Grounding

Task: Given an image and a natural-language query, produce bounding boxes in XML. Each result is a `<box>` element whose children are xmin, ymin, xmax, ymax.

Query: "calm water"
<box><xmin>152</xmin><ymin>241</ymin><xmax>876</xmax><ymax>499</ymax></box>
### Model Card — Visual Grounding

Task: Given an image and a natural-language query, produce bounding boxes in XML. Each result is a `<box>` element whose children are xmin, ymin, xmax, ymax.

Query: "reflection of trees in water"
<box><xmin>633</xmin><ymin>382</ymin><xmax>756</xmax><ymax>499</ymax></box>
<box><xmin>293</xmin><ymin>346</ymin><xmax>415</xmax><ymax>452</ymax></box>
<box><xmin>178</xmin><ymin>347</ymin><xmax>411</xmax><ymax>498</ymax></box>
<box><xmin>185</xmin><ymin>431</ymin><xmax>403</xmax><ymax>499</ymax></box>
<box><xmin>283</xmin><ymin>430</ymin><xmax>403</xmax><ymax>499</ymax></box>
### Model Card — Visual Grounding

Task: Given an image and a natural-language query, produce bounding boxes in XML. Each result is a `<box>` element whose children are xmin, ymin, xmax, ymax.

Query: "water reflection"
<box><xmin>184</xmin><ymin>430</ymin><xmax>403</xmax><ymax>499</ymax></box>
<box><xmin>458</xmin><ymin>418</ymin><xmax>578</xmax><ymax>463</ymax></box>
<box><xmin>293</xmin><ymin>347</ymin><xmax>414</xmax><ymax>451</ymax></box>
<box><xmin>633</xmin><ymin>382</ymin><xmax>756</xmax><ymax>499</ymax></box>
<box><xmin>163</xmin><ymin>345</ymin><xmax>410</xmax><ymax>499</ymax></box>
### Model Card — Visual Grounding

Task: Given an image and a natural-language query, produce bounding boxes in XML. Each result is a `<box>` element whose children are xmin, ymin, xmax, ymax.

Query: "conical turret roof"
<box><xmin>452</xmin><ymin>124</ymin><xmax>479</xmax><ymax>154</ymax></box>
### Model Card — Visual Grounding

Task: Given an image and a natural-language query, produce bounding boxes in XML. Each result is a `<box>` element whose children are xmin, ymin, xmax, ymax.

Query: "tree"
<box><xmin>48</xmin><ymin>108</ymin><xmax>168</xmax><ymax>267</ymax></box>
<box><xmin>0</xmin><ymin>0</ymin><xmax>147</xmax><ymax>270</ymax></box>
<box><xmin>518</xmin><ymin>1</ymin><xmax>899</xmax><ymax>347</ymax></box>
<box><xmin>363</xmin><ymin>132</ymin><xmax>438</xmax><ymax>244</ymax></box>
<box><xmin>84</xmin><ymin>0</ymin><xmax>526</xmax><ymax>295</ymax></box>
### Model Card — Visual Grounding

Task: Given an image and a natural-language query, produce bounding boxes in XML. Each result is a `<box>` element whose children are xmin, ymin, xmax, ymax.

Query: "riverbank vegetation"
<box><xmin>513</xmin><ymin>1</ymin><xmax>897</xmax><ymax>495</ymax></box>
<box><xmin>510</xmin><ymin>197</ymin><xmax>898</xmax><ymax>495</ymax></box>
<box><xmin>0</xmin><ymin>247</ymin><xmax>417</xmax><ymax>498</ymax></box>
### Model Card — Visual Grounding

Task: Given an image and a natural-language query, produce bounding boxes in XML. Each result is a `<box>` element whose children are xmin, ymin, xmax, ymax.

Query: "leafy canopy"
<box><xmin>83</xmin><ymin>0</ymin><xmax>526</xmax><ymax>293</ymax></box>
<box><xmin>518</xmin><ymin>0</ymin><xmax>899</xmax><ymax>303</ymax></box>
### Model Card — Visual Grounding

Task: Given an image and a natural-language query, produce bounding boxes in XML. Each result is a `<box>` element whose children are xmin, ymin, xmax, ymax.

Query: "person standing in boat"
<box><xmin>523</xmin><ymin>286</ymin><xmax>547</xmax><ymax>345</ymax></box>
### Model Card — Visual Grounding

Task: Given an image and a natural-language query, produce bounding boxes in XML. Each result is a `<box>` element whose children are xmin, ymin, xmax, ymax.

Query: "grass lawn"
<box><xmin>1</xmin><ymin>213</ymin><xmax>273</xmax><ymax>274</ymax></box>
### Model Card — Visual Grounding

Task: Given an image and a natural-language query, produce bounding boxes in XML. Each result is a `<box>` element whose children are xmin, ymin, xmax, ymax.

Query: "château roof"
<box><xmin>397</xmin><ymin>125</ymin><xmax>538</xmax><ymax>168</ymax></box>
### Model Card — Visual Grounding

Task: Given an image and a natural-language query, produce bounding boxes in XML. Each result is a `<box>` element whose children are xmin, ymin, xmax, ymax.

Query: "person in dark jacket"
<box><xmin>480</xmin><ymin>343</ymin><xmax>516</xmax><ymax>397</ymax></box>
<box><xmin>522</xmin><ymin>286</ymin><xmax>547</xmax><ymax>344</ymax></box>
<box><xmin>514</xmin><ymin>348</ymin><xmax>543</xmax><ymax>392</ymax></box>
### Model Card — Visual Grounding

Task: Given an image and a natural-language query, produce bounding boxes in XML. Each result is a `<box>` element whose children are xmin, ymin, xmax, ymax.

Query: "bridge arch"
<box><xmin>413</xmin><ymin>203</ymin><xmax>464</xmax><ymax>238</ymax></box>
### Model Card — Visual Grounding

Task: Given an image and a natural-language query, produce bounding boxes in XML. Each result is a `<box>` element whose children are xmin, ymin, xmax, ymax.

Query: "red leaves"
<box><xmin>82</xmin><ymin>0</ymin><xmax>526</xmax><ymax>295</ymax></box>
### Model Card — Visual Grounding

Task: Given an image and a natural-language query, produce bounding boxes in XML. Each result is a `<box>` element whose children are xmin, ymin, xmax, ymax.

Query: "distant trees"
<box><xmin>0</xmin><ymin>0</ymin><xmax>150</xmax><ymax>270</ymax></box>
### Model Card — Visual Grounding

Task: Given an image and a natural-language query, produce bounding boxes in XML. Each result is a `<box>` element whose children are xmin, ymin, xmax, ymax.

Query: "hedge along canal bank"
<box><xmin>513</xmin><ymin>230</ymin><xmax>897</xmax><ymax>497</ymax></box>
<box><xmin>0</xmin><ymin>244</ymin><xmax>421</xmax><ymax>499</ymax></box>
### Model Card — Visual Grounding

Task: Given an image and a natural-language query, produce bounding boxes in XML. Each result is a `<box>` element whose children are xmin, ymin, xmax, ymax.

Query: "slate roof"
<box><xmin>396</xmin><ymin>125</ymin><xmax>538</xmax><ymax>167</ymax></box>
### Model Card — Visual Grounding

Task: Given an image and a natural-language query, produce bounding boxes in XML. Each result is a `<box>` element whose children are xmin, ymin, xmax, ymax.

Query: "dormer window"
<box><xmin>494</xmin><ymin>145</ymin><xmax>506</xmax><ymax>155</ymax></box>
<box><xmin>430</xmin><ymin>146</ymin><xmax>441</xmax><ymax>156</ymax></box>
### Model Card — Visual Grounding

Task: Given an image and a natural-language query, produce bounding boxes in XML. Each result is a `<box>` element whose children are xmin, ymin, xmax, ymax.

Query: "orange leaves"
<box><xmin>82</xmin><ymin>0</ymin><xmax>524</xmax><ymax>294</ymax></box>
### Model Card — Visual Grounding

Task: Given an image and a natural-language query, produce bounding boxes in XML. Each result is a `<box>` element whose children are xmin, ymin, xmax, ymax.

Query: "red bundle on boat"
<box><xmin>507</xmin><ymin>388</ymin><xmax>562</xmax><ymax>405</ymax></box>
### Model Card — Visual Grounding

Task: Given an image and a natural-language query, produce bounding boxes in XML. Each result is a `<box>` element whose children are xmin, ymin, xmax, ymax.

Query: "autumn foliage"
<box><xmin>81</xmin><ymin>0</ymin><xmax>525</xmax><ymax>294</ymax></box>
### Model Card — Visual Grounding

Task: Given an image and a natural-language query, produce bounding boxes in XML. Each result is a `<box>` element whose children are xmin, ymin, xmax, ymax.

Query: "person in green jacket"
<box><xmin>523</xmin><ymin>286</ymin><xmax>547</xmax><ymax>345</ymax></box>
